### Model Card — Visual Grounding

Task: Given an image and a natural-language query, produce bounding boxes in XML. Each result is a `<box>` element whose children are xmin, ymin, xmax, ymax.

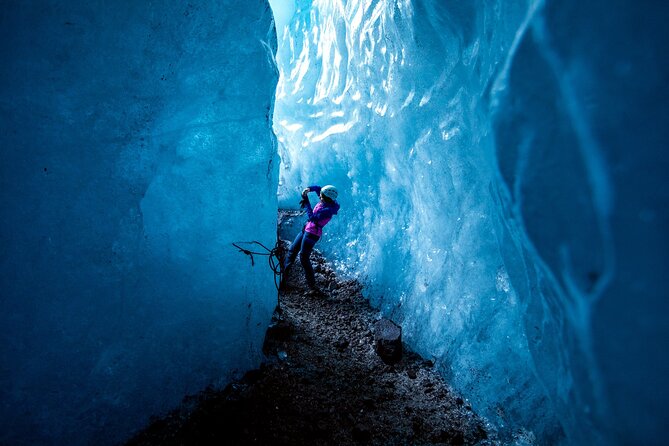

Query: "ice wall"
<box><xmin>273</xmin><ymin>0</ymin><xmax>668</xmax><ymax>444</ymax></box>
<box><xmin>0</xmin><ymin>1</ymin><xmax>278</xmax><ymax>445</ymax></box>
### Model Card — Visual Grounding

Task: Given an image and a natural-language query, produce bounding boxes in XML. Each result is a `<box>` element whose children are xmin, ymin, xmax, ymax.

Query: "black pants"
<box><xmin>284</xmin><ymin>230</ymin><xmax>320</xmax><ymax>288</ymax></box>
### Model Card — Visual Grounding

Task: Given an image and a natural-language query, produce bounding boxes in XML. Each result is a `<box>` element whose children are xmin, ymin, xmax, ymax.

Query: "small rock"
<box><xmin>456</xmin><ymin>397</ymin><xmax>464</xmax><ymax>406</ymax></box>
<box><xmin>352</xmin><ymin>423</ymin><xmax>371</xmax><ymax>442</ymax></box>
<box><xmin>433</xmin><ymin>429</ymin><xmax>465</xmax><ymax>445</ymax></box>
<box><xmin>335</xmin><ymin>337</ymin><xmax>349</xmax><ymax>351</ymax></box>
<box><xmin>362</xmin><ymin>397</ymin><xmax>375</xmax><ymax>409</ymax></box>
<box><xmin>262</xmin><ymin>320</ymin><xmax>293</xmax><ymax>354</ymax></box>
<box><xmin>242</xmin><ymin>369</ymin><xmax>262</xmax><ymax>384</ymax></box>
<box><xmin>411</xmin><ymin>416</ymin><xmax>423</xmax><ymax>433</ymax></box>
<box><xmin>406</xmin><ymin>369</ymin><xmax>417</xmax><ymax>379</ymax></box>
<box><xmin>373</xmin><ymin>318</ymin><xmax>402</xmax><ymax>364</ymax></box>
<box><xmin>476</xmin><ymin>425</ymin><xmax>489</xmax><ymax>440</ymax></box>
<box><xmin>315</xmin><ymin>420</ymin><xmax>330</xmax><ymax>436</ymax></box>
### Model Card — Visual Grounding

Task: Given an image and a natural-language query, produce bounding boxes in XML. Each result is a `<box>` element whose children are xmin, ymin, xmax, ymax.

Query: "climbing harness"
<box><xmin>231</xmin><ymin>240</ymin><xmax>283</xmax><ymax>291</ymax></box>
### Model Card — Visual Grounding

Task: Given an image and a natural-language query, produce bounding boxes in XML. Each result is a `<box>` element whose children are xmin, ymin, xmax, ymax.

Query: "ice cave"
<box><xmin>0</xmin><ymin>0</ymin><xmax>667</xmax><ymax>445</ymax></box>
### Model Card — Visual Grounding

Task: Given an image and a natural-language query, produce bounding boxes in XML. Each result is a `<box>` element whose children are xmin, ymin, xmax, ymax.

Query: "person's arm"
<box><xmin>304</xmin><ymin>197</ymin><xmax>314</xmax><ymax>218</ymax></box>
<box><xmin>308</xmin><ymin>206</ymin><xmax>333</xmax><ymax>222</ymax></box>
<box><xmin>304</xmin><ymin>185</ymin><xmax>321</xmax><ymax>195</ymax></box>
<box><xmin>301</xmin><ymin>185</ymin><xmax>321</xmax><ymax>218</ymax></box>
<box><xmin>308</xmin><ymin>201</ymin><xmax>339</xmax><ymax>222</ymax></box>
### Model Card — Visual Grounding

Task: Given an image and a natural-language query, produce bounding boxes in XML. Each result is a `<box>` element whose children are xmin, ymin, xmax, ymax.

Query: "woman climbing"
<box><xmin>283</xmin><ymin>185</ymin><xmax>340</xmax><ymax>294</ymax></box>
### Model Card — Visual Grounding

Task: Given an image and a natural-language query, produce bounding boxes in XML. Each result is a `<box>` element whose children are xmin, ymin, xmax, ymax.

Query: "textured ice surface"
<box><xmin>0</xmin><ymin>1</ymin><xmax>278</xmax><ymax>445</ymax></box>
<box><xmin>273</xmin><ymin>1</ymin><xmax>668</xmax><ymax>444</ymax></box>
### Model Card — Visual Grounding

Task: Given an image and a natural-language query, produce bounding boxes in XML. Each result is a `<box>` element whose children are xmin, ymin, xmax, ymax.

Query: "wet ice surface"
<box><xmin>272</xmin><ymin>2</ymin><xmax>669</xmax><ymax>443</ymax></box>
<box><xmin>127</xmin><ymin>243</ymin><xmax>497</xmax><ymax>445</ymax></box>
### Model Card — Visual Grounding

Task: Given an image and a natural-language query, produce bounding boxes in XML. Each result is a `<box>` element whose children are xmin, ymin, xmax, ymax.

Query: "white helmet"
<box><xmin>320</xmin><ymin>185</ymin><xmax>338</xmax><ymax>200</ymax></box>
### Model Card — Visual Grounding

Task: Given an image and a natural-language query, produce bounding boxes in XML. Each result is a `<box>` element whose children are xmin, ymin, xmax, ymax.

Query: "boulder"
<box><xmin>373</xmin><ymin>318</ymin><xmax>402</xmax><ymax>364</ymax></box>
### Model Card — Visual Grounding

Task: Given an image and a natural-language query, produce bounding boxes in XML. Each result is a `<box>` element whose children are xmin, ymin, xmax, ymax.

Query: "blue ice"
<box><xmin>0</xmin><ymin>1</ymin><xmax>278</xmax><ymax>444</ymax></box>
<box><xmin>1</xmin><ymin>0</ymin><xmax>667</xmax><ymax>444</ymax></box>
<box><xmin>273</xmin><ymin>0</ymin><xmax>669</xmax><ymax>444</ymax></box>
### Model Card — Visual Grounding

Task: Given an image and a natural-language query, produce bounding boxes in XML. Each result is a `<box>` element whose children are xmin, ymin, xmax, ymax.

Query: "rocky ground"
<box><xmin>127</xmin><ymin>242</ymin><xmax>496</xmax><ymax>446</ymax></box>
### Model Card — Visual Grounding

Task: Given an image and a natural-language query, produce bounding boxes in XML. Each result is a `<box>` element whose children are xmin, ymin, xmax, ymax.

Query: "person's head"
<box><xmin>320</xmin><ymin>185</ymin><xmax>338</xmax><ymax>203</ymax></box>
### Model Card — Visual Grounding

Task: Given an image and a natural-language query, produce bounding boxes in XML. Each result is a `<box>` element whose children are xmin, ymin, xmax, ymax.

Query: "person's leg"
<box><xmin>299</xmin><ymin>232</ymin><xmax>319</xmax><ymax>289</ymax></box>
<box><xmin>284</xmin><ymin>230</ymin><xmax>304</xmax><ymax>273</ymax></box>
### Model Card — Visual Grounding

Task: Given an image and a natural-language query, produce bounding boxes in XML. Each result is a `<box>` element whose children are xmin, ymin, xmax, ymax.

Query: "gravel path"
<box><xmin>127</xmin><ymin>243</ymin><xmax>495</xmax><ymax>445</ymax></box>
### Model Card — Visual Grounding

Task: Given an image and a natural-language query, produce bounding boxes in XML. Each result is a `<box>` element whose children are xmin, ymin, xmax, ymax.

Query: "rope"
<box><xmin>232</xmin><ymin>240</ymin><xmax>283</xmax><ymax>291</ymax></box>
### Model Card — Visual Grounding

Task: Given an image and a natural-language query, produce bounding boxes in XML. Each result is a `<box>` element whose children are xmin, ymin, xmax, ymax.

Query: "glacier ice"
<box><xmin>1</xmin><ymin>0</ymin><xmax>667</xmax><ymax>443</ymax></box>
<box><xmin>0</xmin><ymin>1</ymin><xmax>278</xmax><ymax>445</ymax></box>
<box><xmin>273</xmin><ymin>0</ymin><xmax>669</xmax><ymax>444</ymax></box>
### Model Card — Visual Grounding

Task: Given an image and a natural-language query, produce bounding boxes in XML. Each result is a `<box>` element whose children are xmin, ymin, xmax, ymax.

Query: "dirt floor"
<box><xmin>127</xmin><ymin>242</ymin><xmax>496</xmax><ymax>446</ymax></box>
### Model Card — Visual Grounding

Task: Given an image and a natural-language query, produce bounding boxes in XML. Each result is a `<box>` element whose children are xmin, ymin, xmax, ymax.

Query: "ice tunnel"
<box><xmin>1</xmin><ymin>0</ymin><xmax>667</xmax><ymax>445</ymax></box>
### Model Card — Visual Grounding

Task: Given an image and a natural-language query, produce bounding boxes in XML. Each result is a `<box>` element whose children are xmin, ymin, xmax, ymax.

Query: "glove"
<box><xmin>299</xmin><ymin>187</ymin><xmax>310</xmax><ymax>208</ymax></box>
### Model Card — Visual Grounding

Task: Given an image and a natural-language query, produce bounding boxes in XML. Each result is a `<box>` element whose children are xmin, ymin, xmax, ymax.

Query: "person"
<box><xmin>283</xmin><ymin>184</ymin><xmax>340</xmax><ymax>294</ymax></box>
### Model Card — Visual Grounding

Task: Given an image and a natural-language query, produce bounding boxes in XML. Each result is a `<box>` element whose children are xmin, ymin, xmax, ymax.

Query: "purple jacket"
<box><xmin>304</xmin><ymin>185</ymin><xmax>340</xmax><ymax>237</ymax></box>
